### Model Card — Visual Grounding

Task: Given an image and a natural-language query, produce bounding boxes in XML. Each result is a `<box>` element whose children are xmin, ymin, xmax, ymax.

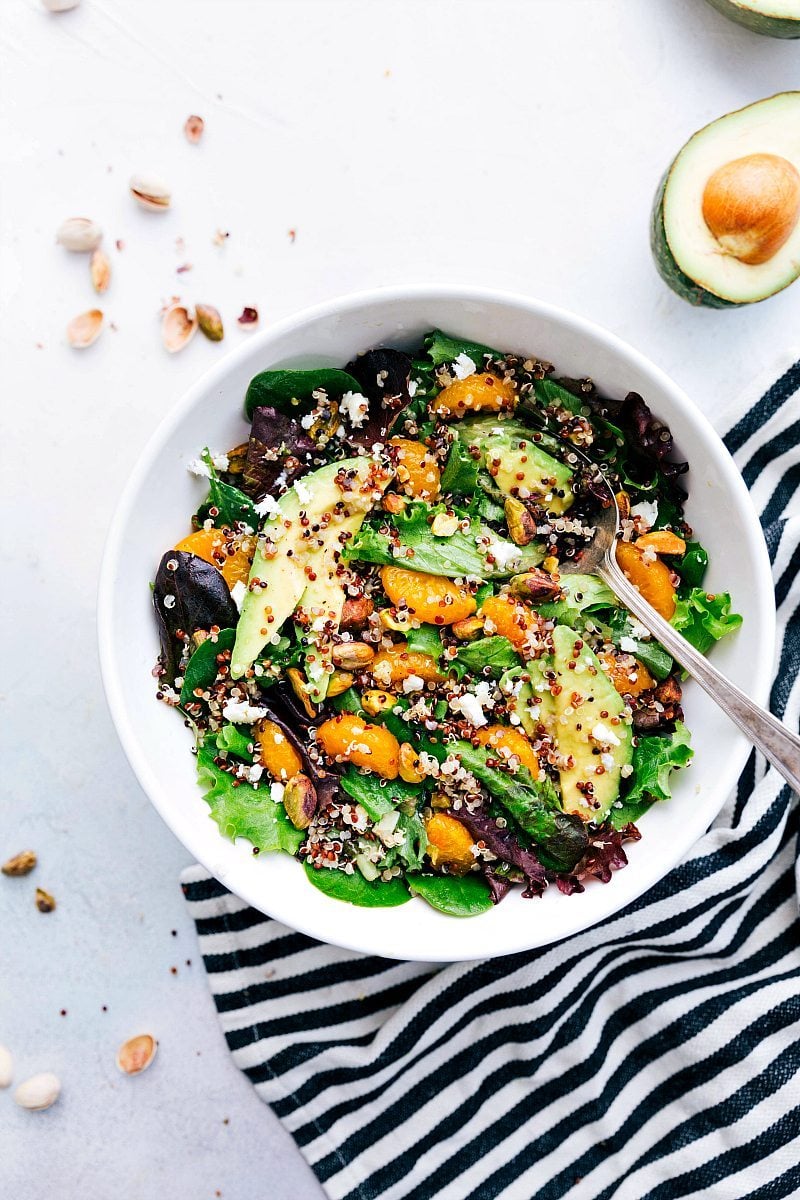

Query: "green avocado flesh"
<box><xmin>456</xmin><ymin>418</ymin><xmax>574</xmax><ymax>514</ymax></box>
<box><xmin>704</xmin><ymin>0</ymin><xmax>800</xmax><ymax>37</ymax></box>
<box><xmin>652</xmin><ymin>92</ymin><xmax>800</xmax><ymax>306</ymax></box>
<box><xmin>548</xmin><ymin>626</ymin><xmax>632</xmax><ymax>820</ymax></box>
<box><xmin>231</xmin><ymin>458</ymin><xmax>386</xmax><ymax>682</ymax></box>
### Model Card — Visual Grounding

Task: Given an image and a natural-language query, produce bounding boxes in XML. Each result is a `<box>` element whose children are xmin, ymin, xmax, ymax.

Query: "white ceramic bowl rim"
<box><xmin>98</xmin><ymin>284</ymin><xmax>775</xmax><ymax>962</ymax></box>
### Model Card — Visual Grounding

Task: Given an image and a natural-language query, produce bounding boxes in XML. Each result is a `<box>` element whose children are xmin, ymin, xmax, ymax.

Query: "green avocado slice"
<box><xmin>455</xmin><ymin>417</ymin><xmax>574</xmax><ymax>515</ymax></box>
<box><xmin>231</xmin><ymin>458</ymin><xmax>388</xmax><ymax>680</ymax></box>
<box><xmin>550</xmin><ymin>624</ymin><xmax>633</xmax><ymax>821</ymax></box>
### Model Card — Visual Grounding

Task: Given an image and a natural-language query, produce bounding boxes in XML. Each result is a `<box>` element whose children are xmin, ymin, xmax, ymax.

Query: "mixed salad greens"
<box><xmin>152</xmin><ymin>330</ymin><xmax>742</xmax><ymax>917</ymax></box>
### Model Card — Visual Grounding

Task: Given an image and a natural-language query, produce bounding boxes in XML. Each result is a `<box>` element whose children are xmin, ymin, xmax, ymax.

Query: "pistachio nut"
<box><xmin>66</xmin><ymin>308</ymin><xmax>103</xmax><ymax>349</ymax></box>
<box><xmin>331</xmin><ymin>641</ymin><xmax>375</xmax><ymax>670</ymax></box>
<box><xmin>162</xmin><ymin>303</ymin><xmax>197</xmax><ymax>353</ymax></box>
<box><xmin>326</xmin><ymin>670</ymin><xmax>355</xmax><ymax>698</ymax></box>
<box><xmin>361</xmin><ymin>689</ymin><xmax>395</xmax><ymax>716</ymax></box>
<box><xmin>2</xmin><ymin>850</ymin><xmax>37</xmax><ymax>876</ymax></box>
<box><xmin>504</xmin><ymin>497</ymin><xmax>538</xmax><ymax>546</ymax></box>
<box><xmin>116</xmin><ymin>1034</ymin><xmax>157</xmax><ymax>1076</ymax></box>
<box><xmin>381</xmin><ymin>493</ymin><xmax>407</xmax><ymax>514</ymax></box>
<box><xmin>508</xmin><ymin>569</ymin><xmax>561</xmax><ymax>602</ymax></box>
<box><xmin>14</xmin><ymin>1072</ymin><xmax>60</xmax><ymax>1111</ymax></box>
<box><xmin>431</xmin><ymin>512</ymin><xmax>459</xmax><ymax>538</ymax></box>
<box><xmin>56</xmin><ymin>216</ymin><xmax>102</xmax><ymax>252</ymax></box>
<box><xmin>340</xmin><ymin>595</ymin><xmax>374</xmax><ymax>631</ymax></box>
<box><xmin>287</xmin><ymin>668</ymin><xmax>317</xmax><ymax>719</ymax></box>
<box><xmin>129</xmin><ymin>172</ymin><xmax>171</xmax><ymax>211</ymax></box>
<box><xmin>451</xmin><ymin>616</ymin><xmax>484</xmax><ymax>641</ymax></box>
<box><xmin>282</xmin><ymin>774</ymin><xmax>317</xmax><ymax>830</ymax></box>
<box><xmin>398</xmin><ymin>743</ymin><xmax>425</xmax><ymax>784</ymax></box>
<box><xmin>195</xmin><ymin>303</ymin><xmax>224</xmax><ymax>342</ymax></box>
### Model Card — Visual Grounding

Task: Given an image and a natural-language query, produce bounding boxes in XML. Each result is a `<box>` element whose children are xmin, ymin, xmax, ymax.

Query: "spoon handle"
<box><xmin>598</xmin><ymin>557</ymin><xmax>800</xmax><ymax>795</ymax></box>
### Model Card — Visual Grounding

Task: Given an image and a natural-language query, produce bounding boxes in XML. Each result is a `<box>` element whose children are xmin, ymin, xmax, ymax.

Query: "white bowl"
<box><xmin>98</xmin><ymin>286</ymin><xmax>774</xmax><ymax>962</ymax></box>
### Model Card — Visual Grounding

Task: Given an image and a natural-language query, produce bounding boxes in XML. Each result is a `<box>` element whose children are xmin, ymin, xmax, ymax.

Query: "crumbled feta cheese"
<box><xmin>340</xmin><ymin>390</ymin><xmax>370</xmax><ymax>428</ymax></box>
<box><xmin>402</xmin><ymin>673</ymin><xmax>425</xmax><ymax>694</ymax></box>
<box><xmin>270</xmin><ymin>781</ymin><xmax>285</xmax><ymax>803</ymax></box>
<box><xmin>452</xmin><ymin>353</ymin><xmax>477</xmax><ymax>380</ymax></box>
<box><xmin>450</xmin><ymin>691</ymin><xmax>488</xmax><ymax>728</ymax></box>
<box><xmin>211</xmin><ymin>451</ymin><xmax>230</xmax><ymax>471</ymax></box>
<box><xmin>591</xmin><ymin>721</ymin><xmax>621</xmax><ymax>747</ymax></box>
<box><xmin>631</xmin><ymin>500</ymin><xmax>658</xmax><ymax>529</ymax></box>
<box><xmin>187</xmin><ymin>457</ymin><xmax>212</xmax><ymax>478</ymax></box>
<box><xmin>484</xmin><ymin>540</ymin><xmax>522</xmax><ymax>572</ymax></box>
<box><xmin>408</xmin><ymin>378</ymin><xmax>419</xmax><ymax>398</ymax></box>
<box><xmin>600</xmin><ymin>753</ymin><xmax>615</xmax><ymax>770</ymax></box>
<box><xmin>474</xmin><ymin>680</ymin><xmax>496</xmax><ymax>709</ymax></box>
<box><xmin>294</xmin><ymin>479</ymin><xmax>312</xmax><ymax>505</ymax></box>
<box><xmin>254</xmin><ymin>494</ymin><xmax>282</xmax><ymax>518</ymax></box>
<box><xmin>231</xmin><ymin>580</ymin><xmax>247</xmax><ymax>612</ymax></box>
<box><xmin>222</xmin><ymin>700</ymin><xmax>269</xmax><ymax>724</ymax></box>
<box><xmin>300</xmin><ymin>412</ymin><xmax>316</xmax><ymax>430</ymax></box>
<box><xmin>247</xmin><ymin>763</ymin><xmax>264</xmax><ymax>784</ymax></box>
<box><xmin>619</xmin><ymin>636</ymin><xmax>638</xmax><ymax>653</ymax></box>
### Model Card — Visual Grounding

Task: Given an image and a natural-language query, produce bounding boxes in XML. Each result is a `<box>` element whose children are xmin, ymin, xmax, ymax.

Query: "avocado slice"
<box><xmin>231</xmin><ymin>458</ymin><xmax>388</xmax><ymax>681</ymax></box>
<box><xmin>651</xmin><ymin>92</ymin><xmax>800</xmax><ymax>306</ymax></box>
<box><xmin>704</xmin><ymin>0</ymin><xmax>800</xmax><ymax>38</ymax></box>
<box><xmin>550</xmin><ymin>624</ymin><xmax>632</xmax><ymax>821</ymax></box>
<box><xmin>455</xmin><ymin>417</ymin><xmax>574</xmax><ymax>515</ymax></box>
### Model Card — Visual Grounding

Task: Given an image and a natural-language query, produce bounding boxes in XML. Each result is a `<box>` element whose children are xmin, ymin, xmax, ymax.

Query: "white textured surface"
<box><xmin>1</xmin><ymin>1</ymin><xmax>798</xmax><ymax>1198</ymax></box>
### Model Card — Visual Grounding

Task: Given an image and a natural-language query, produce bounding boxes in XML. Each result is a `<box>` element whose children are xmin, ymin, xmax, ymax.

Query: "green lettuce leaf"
<box><xmin>196</xmin><ymin>740</ymin><xmax>303</xmax><ymax>853</ymax></box>
<box><xmin>215</xmin><ymin>723</ymin><xmax>254</xmax><ymax>762</ymax></box>
<box><xmin>452</xmin><ymin>636</ymin><xmax>521</xmax><ymax>680</ymax></box>
<box><xmin>345</xmin><ymin>501</ymin><xmax>543</xmax><ymax>579</ymax></box>
<box><xmin>423</xmin><ymin>329</ymin><xmax>498</xmax><ymax>367</ymax></box>
<box><xmin>536</xmin><ymin>574</ymin><xmax>616</xmax><ymax>626</ymax></box>
<box><xmin>440</xmin><ymin>439</ymin><xmax>480</xmax><ymax>495</ymax></box>
<box><xmin>622</xmin><ymin>722</ymin><xmax>694</xmax><ymax>810</ymax></box>
<box><xmin>672</xmin><ymin>589</ymin><xmax>742</xmax><ymax>654</ymax></box>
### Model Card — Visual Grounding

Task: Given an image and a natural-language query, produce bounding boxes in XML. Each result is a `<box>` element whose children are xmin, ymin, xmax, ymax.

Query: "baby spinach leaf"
<box><xmin>622</xmin><ymin>722</ymin><xmax>694</xmax><ymax>808</ymax></box>
<box><xmin>340</xmin><ymin>768</ymin><xmax>422</xmax><ymax>821</ymax></box>
<box><xmin>407</xmin><ymin>873</ymin><xmax>494</xmax><ymax>916</ymax></box>
<box><xmin>452</xmin><ymin>636</ymin><xmax>520</xmax><ymax>680</ymax></box>
<box><xmin>180</xmin><ymin>629</ymin><xmax>235</xmax><ymax>705</ymax></box>
<box><xmin>626</xmin><ymin>639</ymin><xmax>673</xmax><ymax>682</ymax></box>
<box><xmin>196</xmin><ymin>450</ymin><xmax>259</xmax><ymax>530</ymax></box>
<box><xmin>406</xmin><ymin>624</ymin><xmax>444</xmax><ymax>659</ymax></box>
<box><xmin>677</xmin><ymin>541</ymin><xmax>709</xmax><ymax>589</ymax></box>
<box><xmin>196</xmin><ymin>741</ymin><xmax>303</xmax><ymax>853</ymax></box>
<box><xmin>672</xmin><ymin>589</ymin><xmax>742</xmax><ymax>654</ymax></box>
<box><xmin>303</xmin><ymin>862</ymin><xmax>410</xmax><ymax>907</ymax></box>
<box><xmin>331</xmin><ymin>688</ymin><xmax>366</xmax><ymax>716</ymax></box>
<box><xmin>244</xmin><ymin>368</ymin><xmax>362</xmax><ymax>420</ymax></box>
<box><xmin>532</xmin><ymin>377</ymin><xmax>584</xmax><ymax>415</ymax></box>
<box><xmin>423</xmin><ymin>330</ymin><xmax>499</xmax><ymax>368</ymax></box>
<box><xmin>440</xmin><ymin>439</ymin><xmax>480</xmax><ymax>495</ymax></box>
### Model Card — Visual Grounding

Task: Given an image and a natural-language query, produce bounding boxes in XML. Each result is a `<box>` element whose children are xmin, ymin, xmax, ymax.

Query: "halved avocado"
<box><xmin>704</xmin><ymin>0</ymin><xmax>800</xmax><ymax>38</ymax></box>
<box><xmin>651</xmin><ymin>92</ymin><xmax>800</xmax><ymax>306</ymax></box>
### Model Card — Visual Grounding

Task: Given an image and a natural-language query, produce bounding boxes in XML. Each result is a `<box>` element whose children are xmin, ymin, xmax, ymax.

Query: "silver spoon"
<box><xmin>555</xmin><ymin>457</ymin><xmax>800</xmax><ymax>794</ymax></box>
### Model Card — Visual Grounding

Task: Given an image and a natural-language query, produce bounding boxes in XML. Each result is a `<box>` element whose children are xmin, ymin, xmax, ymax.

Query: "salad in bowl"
<box><xmin>151</xmin><ymin>329</ymin><xmax>741</xmax><ymax>918</ymax></box>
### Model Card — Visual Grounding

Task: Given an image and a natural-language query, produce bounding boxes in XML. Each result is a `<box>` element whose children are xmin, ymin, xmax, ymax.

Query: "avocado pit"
<box><xmin>702</xmin><ymin>152</ymin><xmax>800</xmax><ymax>265</ymax></box>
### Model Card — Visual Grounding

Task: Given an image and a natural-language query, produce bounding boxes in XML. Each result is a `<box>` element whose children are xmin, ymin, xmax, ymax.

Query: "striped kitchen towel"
<box><xmin>181</xmin><ymin>358</ymin><xmax>800</xmax><ymax>1200</ymax></box>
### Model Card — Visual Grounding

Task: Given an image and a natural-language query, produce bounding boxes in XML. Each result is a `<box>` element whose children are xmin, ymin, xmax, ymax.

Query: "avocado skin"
<box><xmin>703</xmin><ymin>0</ymin><xmax>800</xmax><ymax>38</ymax></box>
<box><xmin>649</xmin><ymin>170</ymin><xmax>738</xmax><ymax>309</ymax></box>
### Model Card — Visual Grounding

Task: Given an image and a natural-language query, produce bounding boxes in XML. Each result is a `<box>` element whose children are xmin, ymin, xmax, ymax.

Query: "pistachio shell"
<box><xmin>66</xmin><ymin>309</ymin><xmax>103</xmax><ymax>350</ymax></box>
<box><xmin>2</xmin><ymin>849</ymin><xmax>37</xmax><ymax>876</ymax></box>
<box><xmin>14</xmin><ymin>1072</ymin><xmax>60</xmax><ymax>1111</ymax></box>
<box><xmin>0</xmin><ymin>1045</ymin><xmax>13</xmax><ymax>1088</ymax></box>
<box><xmin>130</xmin><ymin>173</ymin><xmax>171</xmax><ymax>212</ymax></box>
<box><xmin>161</xmin><ymin>304</ymin><xmax>197</xmax><ymax>353</ymax></box>
<box><xmin>56</xmin><ymin>217</ymin><xmax>102</xmax><ymax>252</ymax></box>
<box><xmin>42</xmin><ymin>0</ymin><xmax>80</xmax><ymax>11</ymax></box>
<box><xmin>116</xmin><ymin>1034</ymin><xmax>157</xmax><ymax>1076</ymax></box>
<box><xmin>184</xmin><ymin>115</ymin><xmax>205</xmax><ymax>144</ymax></box>
<box><xmin>90</xmin><ymin>249</ymin><xmax>111</xmax><ymax>294</ymax></box>
<box><xmin>282</xmin><ymin>775</ymin><xmax>317</xmax><ymax>830</ymax></box>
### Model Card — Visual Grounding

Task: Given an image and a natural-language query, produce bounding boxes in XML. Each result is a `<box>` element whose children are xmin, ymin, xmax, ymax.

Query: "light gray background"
<box><xmin>2</xmin><ymin>1</ymin><xmax>798</xmax><ymax>1197</ymax></box>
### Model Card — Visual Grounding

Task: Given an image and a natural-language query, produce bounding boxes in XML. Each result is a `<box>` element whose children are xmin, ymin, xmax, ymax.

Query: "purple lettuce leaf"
<box><xmin>552</xmin><ymin>822</ymin><xmax>641</xmax><ymax>895</ymax></box>
<box><xmin>342</xmin><ymin>348</ymin><xmax>413</xmax><ymax>449</ymax></box>
<box><xmin>242</xmin><ymin>406</ymin><xmax>316</xmax><ymax>500</ymax></box>
<box><xmin>449</xmin><ymin>807</ymin><xmax>548</xmax><ymax>899</ymax></box>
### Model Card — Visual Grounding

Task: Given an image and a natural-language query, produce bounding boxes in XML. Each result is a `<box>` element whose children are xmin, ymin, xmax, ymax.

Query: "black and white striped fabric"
<box><xmin>182</xmin><ymin>360</ymin><xmax>800</xmax><ymax>1200</ymax></box>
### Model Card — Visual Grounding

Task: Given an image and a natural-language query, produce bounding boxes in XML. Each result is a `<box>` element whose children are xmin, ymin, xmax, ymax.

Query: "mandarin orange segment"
<box><xmin>598</xmin><ymin>651</ymin><xmax>655</xmax><ymax>697</ymax></box>
<box><xmin>174</xmin><ymin>528</ymin><xmax>227</xmax><ymax>566</ymax></box>
<box><xmin>380</xmin><ymin>566</ymin><xmax>476</xmax><ymax>626</ymax></box>
<box><xmin>371</xmin><ymin>644</ymin><xmax>444</xmax><ymax>687</ymax></box>
<box><xmin>615</xmin><ymin>541</ymin><xmax>676</xmax><ymax>620</ymax></box>
<box><xmin>316</xmin><ymin>714</ymin><xmax>400</xmax><ymax>779</ymax></box>
<box><xmin>389</xmin><ymin>438</ymin><xmax>441</xmax><ymax>500</ymax></box>
<box><xmin>424</xmin><ymin>813</ymin><xmax>475</xmax><ymax>871</ymax></box>
<box><xmin>474</xmin><ymin>725</ymin><xmax>539</xmax><ymax>774</ymax></box>
<box><xmin>255</xmin><ymin>719</ymin><xmax>303</xmax><ymax>781</ymax></box>
<box><xmin>432</xmin><ymin>373</ymin><xmax>516</xmax><ymax>418</ymax></box>
<box><xmin>479</xmin><ymin>594</ymin><xmax>537</xmax><ymax>652</ymax></box>
<box><xmin>635</xmin><ymin>530</ymin><xmax>687</xmax><ymax>556</ymax></box>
